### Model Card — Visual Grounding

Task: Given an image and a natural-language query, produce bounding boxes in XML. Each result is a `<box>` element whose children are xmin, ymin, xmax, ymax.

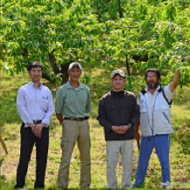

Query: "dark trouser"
<box><xmin>15</xmin><ymin>124</ymin><xmax>49</xmax><ymax>189</ymax></box>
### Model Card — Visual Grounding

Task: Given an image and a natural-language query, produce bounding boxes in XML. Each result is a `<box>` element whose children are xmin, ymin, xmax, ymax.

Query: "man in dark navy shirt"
<box><xmin>97</xmin><ymin>70</ymin><xmax>139</xmax><ymax>189</ymax></box>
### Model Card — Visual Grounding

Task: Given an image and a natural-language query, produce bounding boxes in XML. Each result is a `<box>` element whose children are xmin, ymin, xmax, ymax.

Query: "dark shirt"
<box><xmin>97</xmin><ymin>90</ymin><xmax>139</xmax><ymax>141</ymax></box>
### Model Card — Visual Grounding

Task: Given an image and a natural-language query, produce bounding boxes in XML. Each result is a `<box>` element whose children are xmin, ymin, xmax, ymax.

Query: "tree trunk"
<box><xmin>61</xmin><ymin>62</ymin><xmax>71</xmax><ymax>84</ymax></box>
<box><xmin>48</xmin><ymin>51</ymin><xmax>60</xmax><ymax>74</ymax></box>
<box><xmin>21</xmin><ymin>48</ymin><xmax>70</xmax><ymax>84</ymax></box>
<box><xmin>126</xmin><ymin>55</ymin><xmax>130</xmax><ymax>76</ymax></box>
<box><xmin>118</xmin><ymin>0</ymin><xmax>123</xmax><ymax>18</ymax></box>
<box><xmin>48</xmin><ymin>51</ymin><xmax>70</xmax><ymax>84</ymax></box>
<box><xmin>42</xmin><ymin>72</ymin><xmax>56</xmax><ymax>83</ymax></box>
<box><xmin>22</xmin><ymin>48</ymin><xmax>28</xmax><ymax>57</ymax></box>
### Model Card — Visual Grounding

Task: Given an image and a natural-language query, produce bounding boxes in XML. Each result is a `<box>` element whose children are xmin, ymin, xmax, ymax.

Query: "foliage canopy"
<box><xmin>1</xmin><ymin>0</ymin><xmax>190</xmax><ymax>85</ymax></box>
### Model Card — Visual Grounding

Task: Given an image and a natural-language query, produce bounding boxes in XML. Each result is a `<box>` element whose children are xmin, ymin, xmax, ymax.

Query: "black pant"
<box><xmin>15</xmin><ymin>124</ymin><xmax>49</xmax><ymax>189</ymax></box>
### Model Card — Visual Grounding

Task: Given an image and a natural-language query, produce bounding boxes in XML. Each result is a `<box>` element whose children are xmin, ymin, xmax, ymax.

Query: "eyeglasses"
<box><xmin>147</xmin><ymin>76</ymin><xmax>156</xmax><ymax>79</ymax></box>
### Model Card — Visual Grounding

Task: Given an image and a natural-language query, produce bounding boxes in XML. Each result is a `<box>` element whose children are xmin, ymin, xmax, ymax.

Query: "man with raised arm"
<box><xmin>132</xmin><ymin>68</ymin><xmax>180</xmax><ymax>189</ymax></box>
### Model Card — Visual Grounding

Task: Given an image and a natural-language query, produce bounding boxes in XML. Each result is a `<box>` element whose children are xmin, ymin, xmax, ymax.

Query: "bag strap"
<box><xmin>160</xmin><ymin>86</ymin><xmax>173</xmax><ymax>107</ymax></box>
<box><xmin>140</xmin><ymin>86</ymin><xmax>172</xmax><ymax>107</ymax></box>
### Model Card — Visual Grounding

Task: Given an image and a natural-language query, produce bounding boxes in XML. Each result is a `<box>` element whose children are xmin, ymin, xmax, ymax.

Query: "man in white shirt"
<box><xmin>132</xmin><ymin>68</ymin><xmax>180</xmax><ymax>189</ymax></box>
<box><xmin>15</xmin><ymin>62</ymin><xmax>54</xmax><ymax>189</ymax></box>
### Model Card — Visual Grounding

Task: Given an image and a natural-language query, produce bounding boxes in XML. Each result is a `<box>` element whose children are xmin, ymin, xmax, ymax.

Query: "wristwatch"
<box><xmin>128</xmin><ymin>122</ymin><xmax>133</xmax><ymax>128</ymax></box>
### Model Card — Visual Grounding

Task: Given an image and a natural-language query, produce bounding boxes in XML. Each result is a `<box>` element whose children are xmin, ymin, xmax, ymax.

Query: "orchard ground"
<box><xmin>0</xmin><ymin>69</ymin><xmax>190</xmax><ymax>189</ymax></box>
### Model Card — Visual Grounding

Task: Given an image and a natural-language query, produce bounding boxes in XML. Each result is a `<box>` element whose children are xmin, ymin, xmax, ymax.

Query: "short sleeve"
<box><xmin>55</xmin><ymin>87</ymin><xmax>64</xmax><ymax>114</ymax></box>
<box><xmin>163</xmin><ymin>85</ymin><xmax>174</xmax><ymax>102</ymax></box>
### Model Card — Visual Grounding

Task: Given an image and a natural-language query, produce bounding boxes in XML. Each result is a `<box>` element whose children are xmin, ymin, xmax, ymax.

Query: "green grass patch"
<box><xmin>0</xmin><ymin>70</ymin><xmax>190</xmax><ymax>189</ymax></box>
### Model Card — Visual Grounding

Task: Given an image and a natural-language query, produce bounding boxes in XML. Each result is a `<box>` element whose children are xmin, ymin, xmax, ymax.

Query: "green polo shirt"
<box><xmin>55</xmin><ymin>81</ymin><xmax>91</xmax><ymax>118</ymax></box>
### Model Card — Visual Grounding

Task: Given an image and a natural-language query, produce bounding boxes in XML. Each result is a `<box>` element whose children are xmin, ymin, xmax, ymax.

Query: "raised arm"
<box><xmin>169</xmin><ymin>70</ymin><xmax>180</xmax><ymax>92</ymax></box>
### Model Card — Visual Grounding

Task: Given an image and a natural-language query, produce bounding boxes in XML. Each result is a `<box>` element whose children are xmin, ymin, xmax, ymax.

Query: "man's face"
<box><xmin>110</xmin><ymin>74</ymin><xmax>126</xmax><ymax>91</ymax></box>
<box><xmin>68</xmin><ymin>66</ymin><xmax>81</xmax><ymax>82</ymax></box>
<box><xmin>29</xmin><ymin>67</ymin><xmax>42</xmax><ymax>82</ymax></box>
<box><xmin>146</xmin><ymin>71</ymin><xmax>160</xmax><ymax>89</ymax></box>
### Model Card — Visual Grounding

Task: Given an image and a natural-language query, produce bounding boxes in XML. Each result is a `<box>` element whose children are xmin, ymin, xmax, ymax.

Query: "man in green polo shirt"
<box><xmin>55</xmin><ymin>62</ymin><xmax>91</xmax><ymax>189</ymax></box>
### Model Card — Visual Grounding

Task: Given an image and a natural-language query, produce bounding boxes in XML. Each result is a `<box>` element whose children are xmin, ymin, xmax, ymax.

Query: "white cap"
<box><xmin>68</xmin><ymin>62</ymin><xmax>82</xmax><ymax>71</ymax></box>
<box><xmin>111</xmin><ymin>70</ymin><xmax>125</xmax><ymax>79</ymax></box>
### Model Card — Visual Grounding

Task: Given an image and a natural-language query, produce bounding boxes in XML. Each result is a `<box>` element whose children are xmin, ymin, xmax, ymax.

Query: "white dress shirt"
<box><xmin>17</xmin><ymin>81</ymin><xmax>54</xmax><ymax>127</ymax></box>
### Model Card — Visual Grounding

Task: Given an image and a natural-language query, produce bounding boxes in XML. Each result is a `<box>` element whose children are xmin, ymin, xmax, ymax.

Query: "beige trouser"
<box><xmin>57</xmin><ymin>120</ymin><xmax>91</xmax><ymax>188</ymax></box>
<box><xmin>106</xmin><ymin>140</ymin><xmax>133</xmax><ymax>189</ymax></box>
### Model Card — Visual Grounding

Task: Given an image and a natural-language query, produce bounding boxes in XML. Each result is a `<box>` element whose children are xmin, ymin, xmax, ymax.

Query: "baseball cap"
<box><xmin>111</xmin><ymin>70</ymin><xmax>125</xmax><ymax>79</ymax></box>
<box><xmin>68</xmin><ymin>62</ymin><xmax>82</xmax><ymax>71</ymax></box>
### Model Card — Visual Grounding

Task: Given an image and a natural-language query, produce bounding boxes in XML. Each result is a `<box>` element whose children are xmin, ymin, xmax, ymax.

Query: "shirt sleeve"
<box><xmin>16</xmin><ymin>87</ymin><xmax>33</xmax><ymax>125</ymax></box>
<box><xmin>97</xmin><ymin>98</ymin><xmax>113</xmax><ymax>133</ymax></box>
<box><xmin>42</xmin><ymin>90</ymin><xmax>54</xmax><ymax>126</ymax></box>
<box><xmin>86</xmin><ymin>88</ymin><xmax>91</xmax><ymax>113</ymax></box>
<box><xmin>163</xmin><ymin>84</ymin><xmax>174</xmax><ymax>102</ymax></box>
<box><xmin>55</xmin><ymin>87</ymin><xmax>64</xmax><ymax>114</ymax></box>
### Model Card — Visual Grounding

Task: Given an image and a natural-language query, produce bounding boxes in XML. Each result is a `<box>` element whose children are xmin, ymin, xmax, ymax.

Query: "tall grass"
<box><xmin>0</xmin><ymin>69</ymin><xmax>190</xmax><ymax>189</ymax></box>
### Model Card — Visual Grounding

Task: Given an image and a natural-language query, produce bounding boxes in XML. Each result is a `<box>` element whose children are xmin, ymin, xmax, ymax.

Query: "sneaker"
<box><xmin>131</xmin><ymin>183</ymin><xmax>144</xmax><ymax>188</ymax></box>
<box><xmin>162</xmin><ymin>181</ymin><xmax>171</xmax><ymax>189</ymax></box>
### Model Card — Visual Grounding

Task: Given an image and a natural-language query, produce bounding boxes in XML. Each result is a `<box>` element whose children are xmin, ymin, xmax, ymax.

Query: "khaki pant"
<box><xmin>106</xmin><ymin>140</ymin><xmax>133</xmax><ymax>189</ymax></box>
<box><xmin>57</xmin><ymin>120</ymin><xmax>91</xmax><ymax>188</ymax></box>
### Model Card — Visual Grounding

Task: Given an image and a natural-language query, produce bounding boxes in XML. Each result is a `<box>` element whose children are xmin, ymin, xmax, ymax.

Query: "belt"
<box><xmin>64</xmin><ymin>117</ymin><xmax>89</xmax><ymax>121</ymax></box>
<box><xmin>33</xmin><ymin>120</ymin><xmax>42</xmax><ymax>124</ymax></box>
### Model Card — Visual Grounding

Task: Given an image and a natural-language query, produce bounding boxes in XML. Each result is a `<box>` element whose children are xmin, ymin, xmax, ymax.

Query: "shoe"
<box><xmin>14</xmin><ymin>186</ymin><xmax>27</xmax><ymax>190</ymax></box>
<box><xmin>162</xmin><ymin>181</ymin><xmax>171</xmax><ymax>189</ymax></box>
<box><xmin>131</xmin><ymin>183</ymin><xmax>143</xmax><ymax>188</ymax></box>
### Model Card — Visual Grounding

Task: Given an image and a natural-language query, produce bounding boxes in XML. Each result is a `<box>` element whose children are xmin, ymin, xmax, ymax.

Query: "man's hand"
<box><xmin>34</xmin><ymin>123</ymin><xmax>46</xmax><ymax>138</ymax></box>
<box><xmin>134</xmin><ymin>120</ymin><xmax>140</xmax><ymax>140</ymax></box>
<box><xmin>111</xmin><ymin>126</ymin><xmax>130</xmax><ymax>134</ymax></box>
<box><xmin>27</xmin><ymin>123</ymin><xmax>45</xmax><ymax>138</ymax></box>
<box><xmin>120</xmin><ymin>125</ymin><xmax>130</xmax><ymax>133</ymax></box>
<box><xmin>56</xmin><ymin>113</ymin><xmax>63</xmax><ymax>124</ymax></box>
<box><xmin>27</xmin><ymin>123</ymin><xmax>36</xmax><ymax>131</ymax></box>
<box><xmin>111</xmin><ymin>126</ymin><xmax>123</xmax><ymax>134</ymax></box>
<box><xmin>135</xmin><ymin>131</ymin><xmax>140</xmax><ymax>140</ymax></box>
<box><xmin>27</xmin><ymin>123</ymin><xmax>41</xmax><ymax>138</ymax></box>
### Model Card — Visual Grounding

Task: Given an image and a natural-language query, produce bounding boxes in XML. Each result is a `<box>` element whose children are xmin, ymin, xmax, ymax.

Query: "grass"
<box><xmin>0</xmin><ymin>68</ymin><xmax>190</xmax><ymax>190</ymax></box>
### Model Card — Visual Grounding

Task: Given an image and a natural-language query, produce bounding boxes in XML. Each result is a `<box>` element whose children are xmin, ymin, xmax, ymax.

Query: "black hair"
<box><xmin>27</xmin><ymin>62</ymin><xmax>43</xmax><ymax>72</ymax></box>
<box><xmin>145</xmin><ymin>68</ymin><xmax>161</xmax><ymax>80</ymax></box>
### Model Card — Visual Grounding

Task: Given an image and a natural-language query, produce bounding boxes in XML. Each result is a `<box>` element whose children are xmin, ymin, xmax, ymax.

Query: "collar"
<box><xmin>66</xmin><ymin>81</ymin><xmax>84</xmax><ymax>90</ymax></box>
<box><xmin>142</xmin><ymin>85</ymin><xmax>161</xmax><ymax>95</ymax></box>
<box><xmin>29</xmin><ymin>81</ymin><xmax>42</xmax><ymax>90</ymax></box>
<box><xmin>111</xmin><ymin>90</ymin><xmax>125</xmax><ymax>99</ymax></box>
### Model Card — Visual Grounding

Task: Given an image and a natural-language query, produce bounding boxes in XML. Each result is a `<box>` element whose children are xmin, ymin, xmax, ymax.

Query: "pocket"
<box><xmin>139</xmin><ymin>101</ymin><xmax>147</xmax><ymax>113</ymax></box>
<box><xmin>154</xmin><ymin>106</ymin><xmax>171</xmax><ymax>125</ymax></box>
<box><xmin>153</xmin><ymin>109</ymin><xmax>172</xmax><ymax>133</ymax></box>
<box><xmin>41</xmin><ymin>99</ymin><xmax>48</xmax><ymax>111</ymax></box>
<box><xmin>139</xmin><ymin>110</ymin><xmax>152</xmax><ymax>136</ymax></box>
<box><xmin>162</xmin><ymin>111</ymin><xmax>170</xmax><ymax>124</ymax></box>
<box><xmin>140</xmin><ymin>111</ymin><xmax>149</xmax><ymax>127</ymax></box>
